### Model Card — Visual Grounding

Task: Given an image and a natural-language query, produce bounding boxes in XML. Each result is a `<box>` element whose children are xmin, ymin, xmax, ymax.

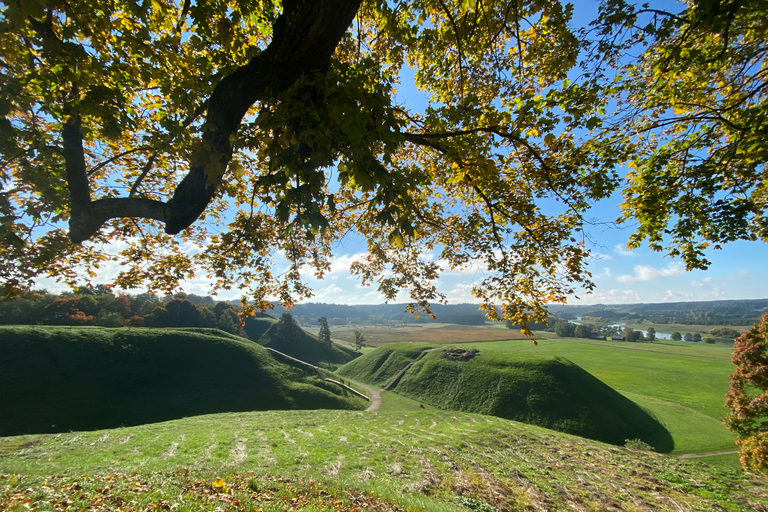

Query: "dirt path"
<box><xmin>676</xmin><ymin>450</ymin><xmax>738</xmax><ymax>459</ymax></box>
<box><xmin>344</xmin><ymin>378</ymin><xmax>383</xmax><ymax>412</ymax></box>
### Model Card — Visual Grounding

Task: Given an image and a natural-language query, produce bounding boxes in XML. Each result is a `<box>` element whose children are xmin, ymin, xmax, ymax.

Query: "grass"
<box><xmin>448</xmin><ymin>338</ymin><xmax>737</xmax><ymax>454</ymax></box>
<box><xmin>329</xmin><ymin>323</ymin><xmax>530</xmax><ymax>347</ymax></box>
<box><xmin>0</xmin><ymin>326</ymin><xmax>366</xmax><ymax>436</ymax></box>
<box><xmin>342</xmin><ymin>344</ymin><xmax>674</xmax><ymax>451</ymax></box>
<box><xmin>2</xmin><ymin>410</ymin><xmax>767</xmax><ymax>512</ymax></box>
<box><xmin>338</xmin><ymin>342</ymin><xmax>435</xmax><ymax>387</ymax></box>
<box><xmin>244</xmin><ymin>316</ymin><xmax>359</xmax><ymax>367</ymax></box>
<box><xmin>376</xmin><ymin>391</ymin><xmax>437</xmax><ymax>412</ymax></box>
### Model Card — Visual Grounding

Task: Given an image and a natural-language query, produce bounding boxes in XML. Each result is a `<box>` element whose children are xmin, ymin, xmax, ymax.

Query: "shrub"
<box><xmin>624</xmin><ymin>438</ymin><xmax>655</xmax><ymax>451</ymax></box>
<box><xmin>724</xmin><ymin>312</ymin><xmax>768</xmax><ymax>473</ymax></box>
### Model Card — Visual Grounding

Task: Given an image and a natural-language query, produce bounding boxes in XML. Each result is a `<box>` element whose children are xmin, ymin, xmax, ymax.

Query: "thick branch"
<box><xmin>68</xmin><ymin>0</ymin><xmax>363</xmax><ymax>242</ymax></box>
<box><xmin>69</xmin><ymin>197</ymin><xmax>169</xmax><ymax>244</ymax></box>
<box><xmin>164</xmin><ymin>0</ymin><xmax>362</xmax><ymax>234</ymax></box>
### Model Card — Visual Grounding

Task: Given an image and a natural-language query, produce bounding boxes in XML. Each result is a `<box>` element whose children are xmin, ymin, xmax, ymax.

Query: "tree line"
<box><xmin>0</xmin><ymin>288</ymin><xmax>244</xmax><ymax>334</ymax></box>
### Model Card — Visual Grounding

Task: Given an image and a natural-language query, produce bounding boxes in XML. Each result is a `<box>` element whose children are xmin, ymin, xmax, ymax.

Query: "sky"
<box><xmin>36</xmin><ymin>0</ymin><xmax>768</xmax><ymax>306</ymax></box>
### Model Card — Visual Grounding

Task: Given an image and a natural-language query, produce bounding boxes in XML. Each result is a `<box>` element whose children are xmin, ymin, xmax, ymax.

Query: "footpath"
<box><xmin>263</xmin><ymin>347</ymin><xmax>370</xmax><ymax>402</ymax></box>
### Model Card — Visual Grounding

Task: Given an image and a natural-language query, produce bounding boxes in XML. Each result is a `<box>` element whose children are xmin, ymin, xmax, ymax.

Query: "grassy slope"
<box><xmin>0</xmin><ymin>326</ymin><xmax>366</xmax><ymax>436</ymax></box>
<box><xmin>454</xmin><ymin>338</ymin><xmax>737</xmax><ymax>453</ymax></box>
<box><xmin>244</xmin><ymin>315</ymin><xmax>358</xmax><ymax>367</ymax></box>
<box><xmin>344</xmin><ymin>345</ymin><xmax>673</xmax><ymax>450</ymax></box>
<box><xmin>2</xmin><ymin>410</ymin><xmax>767</xmax><ymax>512</ymax></box>
<box><xmin>338</xmin><ymin>342</ymin><xmax>434</xmax><ymax>387</ymax></box>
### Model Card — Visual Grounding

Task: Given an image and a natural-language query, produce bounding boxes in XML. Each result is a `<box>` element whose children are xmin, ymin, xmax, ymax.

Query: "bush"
<box><xmin>624</xmin><ymin>438</ymin><xmax>655</xmax><ymax>451</ymax></box>
<box><xmin>724</xmin><ymin>312</ymin><xmax>768</xmax><ymax>473</ymax></box>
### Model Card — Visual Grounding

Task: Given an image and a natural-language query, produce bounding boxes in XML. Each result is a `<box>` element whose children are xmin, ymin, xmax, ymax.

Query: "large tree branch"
<box><xmin>164</xmin><ymin>0</ymin><xmax>363</xmax><ymax>234</ymax></box>
<box><xmin>68</xmin><ymin>0</ymin><xmax>363</xmax><ymax>243</ymax></box>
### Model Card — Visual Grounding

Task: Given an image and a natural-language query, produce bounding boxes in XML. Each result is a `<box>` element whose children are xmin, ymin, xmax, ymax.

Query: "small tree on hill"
<box><xmin>276</xmin><ymin>313</ymin><xmax>301</xmax><ymax>345</ymax></box>
<box><xmin>671</xmin><ymin>332</ymin><xmax>682</xmax><ymax>341</ymax></box>
<box><xmin>354</xmin><ymin>330</ymin><xmax>366</xmax><ymax>352</ymax></box>
<box><xmin>318</xmin><ymin>317</ymin><xmax>332</xmax><ymax>346</ymax></box>
<box><xmin>724</xmin><ymin>313</ymin><xmax>768</xmax><ymax>473</ymax></box>
<box><xmin>645</xmin><ymin>327</ymin><xmax>656</xmax><ymax>341</ymax></box>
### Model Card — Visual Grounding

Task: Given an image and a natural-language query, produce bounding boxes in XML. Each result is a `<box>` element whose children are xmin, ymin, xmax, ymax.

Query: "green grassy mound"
<box><xmin>2</xmin><ymin>410</ymin><xmax>765</xmax><ymax>512</ymax></box>
<box><xmin>337</xmin><ymin>342</ymin><xmax>434</xmax><ymax>386</ymax></box>
<box><xmin>0</xmin><ymin>326</ymin><xmax>366</xmax><ymax>436</ymax></box>
<box><xmin>244</xmin><ymin>315</ymin><xmax>358</xmax><ymax>367</ymax></box>
<box><xmin>342</xmin><ymin>345</ymin><xmax>673</xmax><ymax>451</ymax></box>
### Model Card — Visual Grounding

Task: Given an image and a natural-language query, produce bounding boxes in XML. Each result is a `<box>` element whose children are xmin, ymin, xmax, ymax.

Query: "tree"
<box><xmin>645</xmin><ymin>327</ymin><xmax>656</xmax><ymax>342</ymax></box>
<box><xmin>671</xmin><ymin>332</ymin><xmax>682</xmax><ymax>341</ymax></box>
<box><xmin>555</xmin><ymin>320</ymin><xmax>576</xmax><ymax>338</ymax></box>
<box><xmin>711</xmin><ymin>327</ymin><xmax>742</xmax><ymax>339</ymax></box>
<box><xmin>164</xmin><ymin>298</ymin><xmax>205</xmax><ymax>327</ymax></box>
<box><xmin>574</xmin><ymin>323</ymin><xmax>592</xmax><ymax>339</ymax></box>
<box><xmin>693</xmin><ymin>333</ymin><xmax>703</xmax><ymax>343</ymax></box>
<box><xmin>275</xmin><ymin>313</ymin><xmax>300</xmax><ymax>344</ymax></box>
<box><xmin>724</xmin><ymin>313</ymin><xmax>768</xmax><ymax>473</ymax></box>
<box><xmin>216</xmin><ymin>311</ymin><xmax>237</xmax><ymax>334</ymax></box>
<box><xmin>354</xmin><ymin>330</ymin><xmax>366</xmax><ymax>352</ymax></box>
<box><xmin>684</xmin><ymin>333</ymin><xmax>694</xmax><ymax>342</ymax></box>
<box><xmin>318</xmin><ymin>317</ymin><xmax>332</xmax><ymax>346</ymax></box>
<box><xmin>590</xmin><ymin>0</ymin><xmax>768</xmax><ymax>269</ymax></box>
<box><xmin>1</xmin><ymin>0</ymin><xmax>766</xmax><ymax>328</ymax></box>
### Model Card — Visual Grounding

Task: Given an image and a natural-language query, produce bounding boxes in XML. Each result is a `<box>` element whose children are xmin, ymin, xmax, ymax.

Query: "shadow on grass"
<box><xmin>0</xmin><ymin>326</ymin><xmax>365</xmax><ymax>436</ymax></box>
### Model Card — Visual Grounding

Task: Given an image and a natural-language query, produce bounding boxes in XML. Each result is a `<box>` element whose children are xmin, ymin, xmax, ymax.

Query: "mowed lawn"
<box><xmin>447</xmin><ymin>337</ymin><xmax>737</xmax><ymax>454</ymax></box>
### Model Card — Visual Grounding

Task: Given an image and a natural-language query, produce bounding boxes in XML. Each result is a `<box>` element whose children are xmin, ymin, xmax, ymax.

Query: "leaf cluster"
<box><xmin>724</xmin><ymin>312</ymin><xmax>768</xmax><ymax>472</ymax></box>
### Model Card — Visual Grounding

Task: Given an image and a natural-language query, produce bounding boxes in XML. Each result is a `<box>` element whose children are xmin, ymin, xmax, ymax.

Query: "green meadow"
<box><xmin>444</xmin><ymin>337</ymin><xmax>738</xmax><ymax>454</ymax></box>
<box><xmin>3</xmin><ymin>410</ymin><xmax>767</xmax><ymax>512</ymax></box>
<box><xmin>2</xmin><ymin>324</ymin><xmax>763</xmax><ymax>511</ymax></box>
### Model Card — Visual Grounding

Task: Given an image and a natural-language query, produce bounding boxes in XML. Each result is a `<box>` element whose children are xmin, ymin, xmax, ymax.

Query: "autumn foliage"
<box><xmin>724</xmin><ymin>313</ymin><xmax>768</xmax><ymax>472</ymax></box>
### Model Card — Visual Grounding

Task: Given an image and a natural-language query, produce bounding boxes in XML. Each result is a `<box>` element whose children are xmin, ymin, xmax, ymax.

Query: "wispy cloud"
<box><xmin>616</xmin><ymin>262</ymin><xmax>685</xmax><ymax>282</ymax></box>
<box><xmin>613</xmin><ymin>244</ymin><xmax>636</xmax><ymax>257</ymax></box>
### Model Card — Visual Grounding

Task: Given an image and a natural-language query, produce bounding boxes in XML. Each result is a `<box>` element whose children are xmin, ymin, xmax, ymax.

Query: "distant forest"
<box><xmin>548</xmin><ymin>299</ymin><xmax>768</xmax><ymax>326</ymax></box>
<box><xmin>0</xmin><ymin>288</ymin><xmax>766</xmax><ymax>328</ymax></box>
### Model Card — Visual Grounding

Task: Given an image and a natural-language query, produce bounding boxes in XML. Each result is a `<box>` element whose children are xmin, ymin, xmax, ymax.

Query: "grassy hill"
<box><xmin>340</xmin><ymin>344</ymin><xmax>673</xmax><ymax>450</ymax></box>
<box><xmin>244</xmin><ymin>314</ymin><xmax>358</xmax><ymax>367</ymax></box>
<box><xmin>0</xmin><ymin>326</ymin><xmax>366</xmax><ymax>436</ymax></box>
<box><xmin>337</xmin><ymin>342</ymin><xmax>434</xmax><ymax>386</ymax></box>
<box><xmin>2</xmin><ymin>410</ymin><xmax>766</xmax><ymax>512</ymax></box>
<box><xmin>452</xmin><ymin>337</ymin><xmax>739</xmax><ymax>454</ymax></box>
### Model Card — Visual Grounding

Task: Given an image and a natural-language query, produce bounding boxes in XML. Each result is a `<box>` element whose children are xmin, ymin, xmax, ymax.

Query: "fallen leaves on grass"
<box><xmin>0</xmin><ymin>470</ymin><xmax>406</xmax><ymax>511</ymax></box>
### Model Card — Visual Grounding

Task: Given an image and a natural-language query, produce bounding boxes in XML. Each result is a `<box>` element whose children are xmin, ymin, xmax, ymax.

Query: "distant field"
<box><xmin>451</xmin><ymin>338</ymin><xmax>737</xmax><ymax>454</ymax></box>
<box><xmin>327</xmin><ymin>323</ymin><xmax>529</xmax><ymax>347</ymax></box>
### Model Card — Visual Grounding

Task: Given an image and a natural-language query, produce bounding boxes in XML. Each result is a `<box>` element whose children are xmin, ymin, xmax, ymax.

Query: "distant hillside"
<box><xmin>549</xmin><ymin>298</ymin><xmax>768</xmax><ymax>326</ymax></box>
<box><xmin>289</xmin><ymin>302</ymin><xmax>488</xmax><ymax>325</ymax></box>
<box><xmin>340</xmin><ymin>344</ymin><xmax>673</xmax><ymax>451</ymax></box>
<box><xmin>243</xmin><ymin>314</ymin><xmax>358</xmax><ymax>367</ymax></box>
<box><xmin>0</xmin><ymin>326</ymin><xmax>366</xmax><ymax>436</ymax></box>
<box><xmin>290</xmin><ymin>299</ymin><xmax>768</xmax><ymax>327</ymax></box>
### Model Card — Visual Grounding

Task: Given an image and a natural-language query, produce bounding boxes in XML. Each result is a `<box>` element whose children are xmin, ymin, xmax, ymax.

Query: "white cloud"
<box><xmin>590</xmin><ymin>251</ymin><xmax>613</xmax><ymax>261</ymax></box>
<box><xmin>616</xmin><ymin>262</ymin><xmax>685</xmax><ymax>283</ymax></box>
<box><xmin>575</xmin><ymin>288</ymin><xmax>642</xmax><ymax>304</ymax></box>
<box><xmin>613</xmin><ymin>244</ymin><xmax>636</xmax><ymax>257</ymax></box>
<box><xmin>443</xmin><ymin>282</ymin><xmax>478</xmax><ymax>303</ymax></box>
<box><xmin>691</xmin><ymin>276</ymin><xmax>712</xmax><ymax>288</ymax></box>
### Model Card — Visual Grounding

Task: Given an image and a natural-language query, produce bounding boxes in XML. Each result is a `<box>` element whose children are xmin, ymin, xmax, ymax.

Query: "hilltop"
<box><xmin>339</xmin><ymin>343</ymin><xmax>673</xmax><ymax>450</ymax></box>
<box><xmin>243</xmin><ymin>313</ymin><xmax>359</xmax><ymax>367</ymax></box>
<box><xmin>0</xmin><ymin>326</ymin><xmax>366</xmax><ymax>436</ymax></box>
